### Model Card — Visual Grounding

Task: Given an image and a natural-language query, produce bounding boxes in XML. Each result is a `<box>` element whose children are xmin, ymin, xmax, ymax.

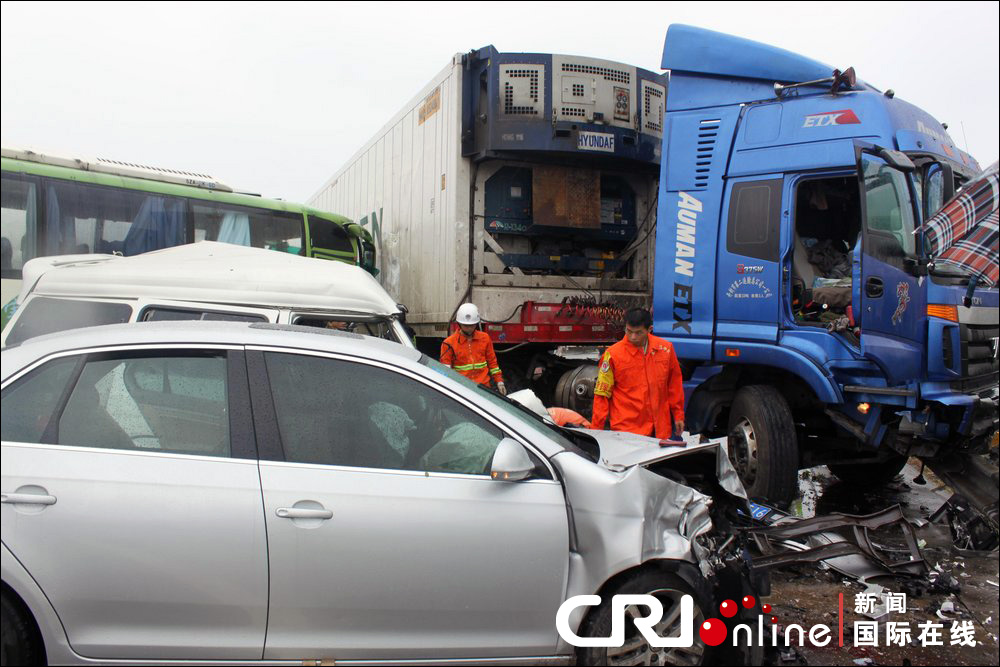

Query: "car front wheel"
<box><xmin>576</xmin><ymin>571</ymin><xmax>709</xmax><ymax>666</ymax></box>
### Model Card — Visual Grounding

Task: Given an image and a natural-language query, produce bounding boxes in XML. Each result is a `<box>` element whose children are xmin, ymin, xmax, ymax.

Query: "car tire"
<box><xmin>727</xmin><ymin>385</ymin><xmax>799</xmax><ymax>506</ymax></box>
<box><xmin>576</xmin><ymin>570</ymin><xmax>713</xmax><ymax>666</ymax></box>
<box><xmin>1</xmin><ymin>591</ymin><xmax>43</xmax><ymax>667</ymax></box>
<box><xmin>828</xmin><ymin>454</ymin><xmax>908</xmax><ymax>487</ymax></box>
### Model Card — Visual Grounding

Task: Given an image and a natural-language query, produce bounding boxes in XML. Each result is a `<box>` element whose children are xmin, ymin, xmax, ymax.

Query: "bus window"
<box><xmin>191</xmin><ymin>203</ymin><xmax>304</xmax><ymax>255</ymax></box>
<box><xmin>43</xmin><ymin>180</ymin><xmax>186</xmax><ymax>256</ymax></box>
<box><xmin>308</xmin><ymin>215</ymin><xmax>354</xmax><ymax>255</ymax></box>
<box><xmin>1</xmin><ymin>176</ymin><xmax>38</xmax><ymax>274</ymax></box>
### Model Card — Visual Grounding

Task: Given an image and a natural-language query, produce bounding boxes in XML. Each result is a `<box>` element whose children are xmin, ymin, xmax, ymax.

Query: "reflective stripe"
<box><xmin>453</xmin><ymin>362</ymin><xmax>488</xmax><ymax>371</ymax></box>
<box><xmin>489</xmin><ymin>367</ymin><xmax>502</xmax><ymax>375</ymax></box>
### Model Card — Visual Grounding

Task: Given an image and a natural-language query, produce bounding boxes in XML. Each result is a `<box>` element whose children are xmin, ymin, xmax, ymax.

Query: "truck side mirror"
<box><xmin>490</xmin><ymin>438</ymin><xmax>535</xmax><ymax>482</ymax></box>
<box><xmin>904</xmin><ymin>257</ymin><xmax>928</xmax><ymax>277</ymax></box>
<box><xmin>877</xmin><ymin>148</ymin><xmax>916</xmax><ymax>172</ymax></box>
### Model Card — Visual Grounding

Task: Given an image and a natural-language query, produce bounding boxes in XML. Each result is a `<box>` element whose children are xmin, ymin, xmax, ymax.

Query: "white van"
<box><xmin>1</xmin><ymin>242</ymin><xmax>413</xmax><ymax>348</ymax></box>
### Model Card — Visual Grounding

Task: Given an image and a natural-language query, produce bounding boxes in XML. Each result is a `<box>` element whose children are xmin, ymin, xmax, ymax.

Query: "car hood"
<box><xmin>580</xmin><ymin>429</ymin><xmax>748</xmax><ymax>501</ymax></box>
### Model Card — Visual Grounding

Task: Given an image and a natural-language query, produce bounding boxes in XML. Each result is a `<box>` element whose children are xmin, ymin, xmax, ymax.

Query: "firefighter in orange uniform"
<box><xmin>440</xmin><ymin>303</ymin><xmax>507</xmax><ymax>395</ymax></box>
<box><xmin>591</xmin><ymin>308</ymin><xmax>685</xmax><ymax>438</ymax></box>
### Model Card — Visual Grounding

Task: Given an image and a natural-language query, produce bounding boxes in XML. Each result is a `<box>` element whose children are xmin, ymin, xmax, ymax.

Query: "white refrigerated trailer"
<box><xmin>310</xmin><ymin>46</ymin><xmax>666</xmax><ymax>410</ymax></box>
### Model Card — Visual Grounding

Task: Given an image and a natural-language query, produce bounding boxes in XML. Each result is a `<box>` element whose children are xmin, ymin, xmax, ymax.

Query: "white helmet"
<box><xmin>456</xmin><ymin>303</ymin><xmax>481</xmax><ymax>325</ymax></box>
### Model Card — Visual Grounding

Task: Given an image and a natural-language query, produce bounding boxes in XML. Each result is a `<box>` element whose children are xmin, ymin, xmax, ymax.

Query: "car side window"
<box><xmin>53</xmin><ymin>352</ymin><xmax>231</xmax><ymax>456</ymax></box>
<box><xmin>264</xmin><ymin>352</ymin><xmax>505</xmax><ymax>474</ymax></box>
<box><xmin>1</xmin><ymin>357</ymin><xmax>79</xmax><ymax>443</ymax></box>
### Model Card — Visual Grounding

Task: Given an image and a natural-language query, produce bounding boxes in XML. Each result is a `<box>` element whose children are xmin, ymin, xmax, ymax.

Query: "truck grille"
<box><xmin>959</xmin><ymin>323</ymin><xmax>999</xmax><ymax>390</ymax></box>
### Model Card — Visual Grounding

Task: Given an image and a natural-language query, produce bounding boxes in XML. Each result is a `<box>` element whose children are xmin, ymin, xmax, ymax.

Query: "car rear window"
<box><xmin>5</xmin><ymin>297</ymin><xmax>132</xmax><ymax>346</ymax></box>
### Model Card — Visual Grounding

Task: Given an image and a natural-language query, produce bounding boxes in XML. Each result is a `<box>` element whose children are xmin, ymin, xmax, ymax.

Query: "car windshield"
<box><xmin>419</xmin><ymin>355</ymin><xmax>599</xmax><ymax>461</ymax></box>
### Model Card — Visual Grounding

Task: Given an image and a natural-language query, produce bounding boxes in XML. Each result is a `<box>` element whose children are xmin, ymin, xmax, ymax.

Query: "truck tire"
<box><xmin>828</xmin><ymin>454</ymin><xmax>908</xmax><ymax>487</ymax></box>
<box><xmin>727</xmin><ymin>385</ymin><xmax>799</xmax><ymax>505</ymax></box>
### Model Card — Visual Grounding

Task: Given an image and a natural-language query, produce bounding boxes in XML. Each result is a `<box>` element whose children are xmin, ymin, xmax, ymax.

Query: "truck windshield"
<box><xmin>861</xmin><ymin>155</ymin><xmax>918</xmax><ymax>258</ymax></box>
<box><xmin>908</xmin><ymin>160</ymin><xmax>976</xmax><ymax>280</ymax></box>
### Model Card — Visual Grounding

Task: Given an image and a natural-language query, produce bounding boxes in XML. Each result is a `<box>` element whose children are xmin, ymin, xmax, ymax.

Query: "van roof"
<box><xmin>21</xmin><ymin>242</ymin><xmax>400</xmax><ymax>315</ymax></box>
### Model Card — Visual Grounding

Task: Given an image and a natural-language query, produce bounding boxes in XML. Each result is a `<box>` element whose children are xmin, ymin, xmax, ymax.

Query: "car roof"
<box><xmin>20</xmin><ymin>242</ymin><xmax>399</xmax><ymax>315</ymax></box>
<box><xmin>2</xmin><ymin>320</ymin><xmax>422</xmax><ymax>379</ymax></box>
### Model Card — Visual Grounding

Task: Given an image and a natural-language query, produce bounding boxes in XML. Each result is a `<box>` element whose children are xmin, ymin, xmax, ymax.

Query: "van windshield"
<box><xmin>5</xmin><ymin>297</ymin><xmax>132</xmax><ymax>347</ymax></box>
<box><xmin>292</xmin><ymin>314</ymin><xmax>401</xmax><ymax>343</ymax></box>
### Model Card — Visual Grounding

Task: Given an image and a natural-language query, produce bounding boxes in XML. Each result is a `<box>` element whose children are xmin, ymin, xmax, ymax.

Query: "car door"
<box><xmin>0</xmin><ymin>346</ymin><xmax>267</xmax><ymax>660</ymax></box>
<box><xmin>249</xmin><ymin>348</ymin><xmax>569</xmax><ymax>661</ymax></box>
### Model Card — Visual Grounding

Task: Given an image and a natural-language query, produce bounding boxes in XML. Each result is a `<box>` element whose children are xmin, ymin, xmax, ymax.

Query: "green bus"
<box><xmin>1</xmin><ymin>147</ymin><xmax>377</xmax><ymax>315</ymax></box>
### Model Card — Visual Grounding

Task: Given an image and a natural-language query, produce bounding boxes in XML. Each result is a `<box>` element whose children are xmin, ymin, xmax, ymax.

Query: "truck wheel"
<box><xmin>727</xmin><ymin>385</ymin><xmax>799</xmax><ymax>505</ymax></box>
<box><xmin>828</xmin><ymin>455</ymin><xmax>908</xmax><ymax>487</ymax></box>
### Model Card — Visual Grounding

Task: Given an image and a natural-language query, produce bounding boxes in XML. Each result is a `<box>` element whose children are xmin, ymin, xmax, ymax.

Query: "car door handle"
<box><xmin>276</xmin><ymin>507</ymin><xmax>333</xmax><ymax>520</ymax></box>
<box><xmin>866</xmin><ymin>277</ymin><xmax>884</xmax><ymax>298</ymax></box>
<box><xmin>1</xmin><ymin>493</ymin><xmax>57</xmax><ymax>506</ymax></box>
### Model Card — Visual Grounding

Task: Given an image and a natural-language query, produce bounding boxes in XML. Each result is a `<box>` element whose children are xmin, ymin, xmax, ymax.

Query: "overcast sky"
<box><xmin>2</xmin><ymin>1</ymin><xmax>998</xmax><ymax>204</ymax></box>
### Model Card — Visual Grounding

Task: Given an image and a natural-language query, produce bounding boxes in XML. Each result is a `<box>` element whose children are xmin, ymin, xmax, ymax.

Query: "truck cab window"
<box><xmin>861</xmin><ymin>156</ymin><xmax>917</xmax><ymax>259</ymax></box>
<box><xmin>726</xmin><ymin>179</ymin><xmax>781</xmax><ymax>261</ymax></box>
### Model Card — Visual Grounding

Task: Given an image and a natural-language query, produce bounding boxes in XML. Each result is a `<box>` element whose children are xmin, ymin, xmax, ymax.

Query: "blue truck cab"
<box><xmin>654</xmin><ymin>26</ymin><xmax>999</xmax><ymax>511</ymax></box>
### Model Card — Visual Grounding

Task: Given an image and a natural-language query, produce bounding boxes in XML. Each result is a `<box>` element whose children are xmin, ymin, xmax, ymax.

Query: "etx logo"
<box><xmin>803</xmin><ymin>109</ymin><xmax>861</xmax><ymax>128</ymax></box>
<box><xmin>737</xmin><ymin>264</ymin><xmax>765</xmax><ymax>274</ymax></box>
<box><xmin>557</xmin><ymin>594</ymin><xmax>696</xmax><ymax>647</ymax></box>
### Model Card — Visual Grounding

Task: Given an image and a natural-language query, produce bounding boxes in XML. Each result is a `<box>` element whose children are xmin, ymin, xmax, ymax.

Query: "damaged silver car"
<box><xmin>2</xmin><ymin>321</ymin><xmax>763</xmax><ymax>665</ymax></box>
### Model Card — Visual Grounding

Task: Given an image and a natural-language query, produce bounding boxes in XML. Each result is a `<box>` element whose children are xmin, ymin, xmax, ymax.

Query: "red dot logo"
<box><xmin>771</xmin><ymin>616</ymin><xmax>779</xmax><ymax>624</ymax></box>
<box><xmin>699</xmin><ymin>618</ymin><xmax>728</xmax><ymax>646</ymax></box>
<box><xmin>719</xmin><ymin>600</ymin><xmax>738</xmax><ymax>618</ymax></box>
<box><xmin>762</xmin><ymin>604</ymin><xmax>772</xmax><ymax>614</ymax></box>
<box><xmin>742</xmin><ymin>595</ymin><xmax>756</xmax><ymax>609</ymax></box>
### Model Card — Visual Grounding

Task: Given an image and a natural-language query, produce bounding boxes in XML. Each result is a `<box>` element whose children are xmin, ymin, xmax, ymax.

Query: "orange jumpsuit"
<box><xmin>591</xmin><ymin>333</ymin><xmax>684</xmax><ymax>438</ymax></box>
<box><xmin>440</xmin><ymin>330</ymin><xmax>504</xmax><ymax>387</ymax></box>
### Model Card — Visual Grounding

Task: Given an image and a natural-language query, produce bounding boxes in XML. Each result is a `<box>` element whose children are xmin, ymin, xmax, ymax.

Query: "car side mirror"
<box><xmin>490</xmin><ymin>438</ymin><xmax>535</xmax><ymax>482</ymax></box>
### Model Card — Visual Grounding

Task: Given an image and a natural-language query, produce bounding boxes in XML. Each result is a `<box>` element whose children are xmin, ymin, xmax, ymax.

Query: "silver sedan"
<box><xmin>2</xmin><ymin>321</ymin><xmax>761</xmax><ymax>665</ymax></box>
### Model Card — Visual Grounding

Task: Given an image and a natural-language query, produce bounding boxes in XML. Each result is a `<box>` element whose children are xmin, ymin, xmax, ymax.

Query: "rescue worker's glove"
<box><xmin>497</xmin><ymin>381</ymin><xmax>507</xmax><ymax>396</ymax></box>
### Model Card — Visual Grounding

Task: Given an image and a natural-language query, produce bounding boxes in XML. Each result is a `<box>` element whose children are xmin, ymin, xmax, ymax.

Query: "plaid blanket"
<box><xmin>918</xmin><ymin>161</ymin><xmax>999</xmax><ymax>285</ymax></box>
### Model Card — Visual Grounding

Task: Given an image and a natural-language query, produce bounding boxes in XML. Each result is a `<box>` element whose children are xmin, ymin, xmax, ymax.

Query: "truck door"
<box><xmin>715</xmin><ymin>177</ymin><xmax>783</xmax><ymax>342</ymax></box>
<box><xmin>857</xmin><ymin>151</ymin><xmax>926</xmax><ymax>385</ymax></box>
